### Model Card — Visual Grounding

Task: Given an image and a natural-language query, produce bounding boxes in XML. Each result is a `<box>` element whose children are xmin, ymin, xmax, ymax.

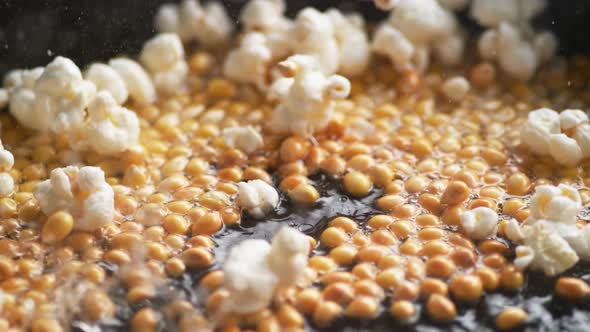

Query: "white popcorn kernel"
<box><xmin>498</xmin><ymin>41</ymin><xmax>538</xmax><ymax>81</ymax></box>
<box><xmin>438</xmin><ymin>0</ymin><xmax>470</xmax><ymax>11</ymax></box>
<box><xmin>222</xmin><ymin>126</ymin><xmax>264</xmax><ymax>154</ymax></box>
<box><xmin>441</xmin><ymin>76</ymin><xmax>470</xmax><ymax>102</ymax></box>
<box><xmin>433</xmin><ymin>33</ymin><xmax>465</xmax><ymax>65</ymax></box>
<box><xmin>533</xmin><ymin>31</ymin><xmax>557</xmax><ymax>63</ymax></box>
<box><xmin>84</xmin><ymin>63</ymin><xmax>129</xmax><ymax>105</ymax></box>
<box><xmin>293</xmin><ymin>8</ymin><xmax>340</xmax><ymax>75</ymax></box>
<box><xmin>559</xmin><ymin>109</ymin><xmax>588</xmax><ymax>131</ymax></box>
<box><xmin>34</xmin><ymin>57</ymin><xmax>96</xmax><ymax>133</ymax></box>
<box><xmin>109</xmin><ymin>58</ymin><xmax>156</xmax><ymax>105</ymax></box>
<box><xmin>140</xmin><ymin>33</ymin><xmax>188</xmax><ymax>94</ymax></box>
<box><xmin>548</xmin><ymin>133</ymin><xmax>583</xmax><ymax>166</ymax></box>
<box><xmin>529</xmin><ymin>184</ymin><xmax>581</xmax><ymax>224</ymax></box>
<box><xmin>574</xmin><ymin>123</ymin><xmax>590</xmax><ymax>158</ymax></box>
<box><xmin>470</xmin><ymin>0</ymin><xmax>519</xmax><ymax>28</ymax></box>
<box><xmin>34</xmin><ymin>166</ymin><xmax>114</xmax><ymax>231</ymax></box>
<box><xmin>521</xmin><ymin>108</ymin><xmax>560</xmax><ymax>155</ymax></box>
<box><xmin>194</xmin><ymin>2</ymin><xmax>234</xmax><ymax>47</ymax></box>
<box><xmin>478</xmin><ymin>29</ymin><xmax>498</xmax><ymax>60</ymax></box>
<box><xmin>504</xmin><ymin>218</ymin><xmax>524</xmax><ymax>243</ymax></box>
<box><xmin>460</xmin><ymin>207</ymin><xmax>499</xmax><ymax>240</ymax></box>
<box><xmin>177</xmin><ymin>0</ymin><xmax>205</xmax><ymax>40</ymax></box>
<box><xmin>236</xmin><ymin>180</ymin><xmax>279</xmax><ymax>219</ymax></box>
<box><xmin>223</xmin><ymin>32</ymin><xmax>273</xmax><ymax>89</ymax></box>
<box><xmin>513</xmin><ymin>245</ymin><xmax>534</xmax><ymax>271</ymax></box>
<box><xmin>0</xmin><ymin>144</ymin><xmax>14</xmax><ymax>172</ymax></box>
<box><xmin>154</xmin><ymin>4</ymin><xmax>183</xmax><ymax>37</ymax></box>
<box><xmin>372</xmin><ymin>24</ymin><xmax>415</xmax><ymax>71</ymax></box>
<box><xmin>389</xmin><ymin>0</ymin><xmax>455</xmax><ymax>45</ymax></box>
<box><xmin>269</xmin><ymin>55</ymin><xmax>351</xmax><ymax>136</ymax></box>
<box><xmin>374</xmin><ymin>0</ymin><xmax>400</xmax><ymax>11</ymax></box>
<box><xmin>268</xmin><ymin>227</ymin><xmax>310</xmax><ymax>287</ymax></box>
<box><xmin>222</xmin><ymin>239</ymin><xmax>277</xmax><ymax>314</ymax></box>
<box><xmin>84</xmin><ymin>91</ymin><xmax>140</xmax><ymax>155</ymax></box>
<box><xmin>327</xmin><ymin>9</ymin><xmax>370</xmax><ymax>76</ymax></box>
<box><xmin>519</xmin><ymin>222</ymin><xmax>579</xmax><ymax>276</ymax></box>
<box><xmin>0</xmin><ymin>173</ymin><xmax>14</xmax><ymax>197</ymax></box>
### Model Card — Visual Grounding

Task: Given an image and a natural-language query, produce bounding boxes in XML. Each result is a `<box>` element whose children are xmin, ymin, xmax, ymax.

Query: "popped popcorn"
<box><xmin>222</xmin><ymin>126</ymin><xmax>264</xmax><ymax>154</ymax></box>
<box><xmin>0</xmin><ymin>141</ymin><xmax>14</xmax><ymax>197</ymax></box>
<box><xmin>83</xmin><ymin>91</ymin><xmax>141</xmax><ymax>155</ymax></box>
<box><xmin>236</xmin><ymin>180</ymin><xmax>279</xmax><ymax>219</ymax></box>
<box><xmin>522</xmin><ymin>108</ymin><xmax>590</xmax><ymax>165</ymax></box>
<box><xmin>373</xmin><ymin>0</ymin><xmax>464</xmax><ymax>72</ymax></box>
<box><xmin>222</xmin><ymin>226</ymin><xmax>309</xmax><ymax>314</ymax></box>
<box><xmin>140</xmin><ymin>33</ymin><xmax>188</xmax><ymax>94</ymax></box>
<box><xmin>155</xmin><ymin>0</ymin><xmax>234</xmax><ymax>47</ymax></box>
<box><xmin>34</xmin><ymin>166</ymin><xmax>114</xmax><ymax>232</ymax></box>
<box><xmin>267</xmin><ymin>226</ymin><xmax>310</xmax><ymax>288</ymax></box>
<box><xmin>240</xmin><ymin>0</ymin><xmax>292</xmax><ymax>60</ymax></box>
<box><xmin>470</xmin><ymin>0</ymin><xmax>519</xmax><ymax>28</ymax></box>
<box><xmin>269</xmin><ymin>55</ymin><xmax>351</xmax><ymax>137</ymax></box>
<box><xmin>223</xmin><ymin>32</ymin><xmax>273</xmax><ymax>89</ymax></box>
<box><xmin>441</xmin><ymin>76</ymin><xmax>470</xmax><ymax>102</ymax></box>
<box><xmin>109</xmin><ymin>58</ymin><xmax>156</xmax><ymax>105</ymax></box>
<box><xmin>222</xmin><ymin>239</ymin><xmax>277</xmax><ymax>314</ymax></box>
<box><xmin>84</xmin><ymin>63</ymin><xmax>129</xmax><ymax>105</ymax></box>
<box><xmin>460</xmin><ymin>207</ymin><xmax>499</xmax><ymax>240</ymax></box>
<box><xmin>292</xmin><ymin>8</ymin><xmax>340</xmax><ymax>75</ymax></box>
<box><xmin>326</xmin><ymin>9</ymin><xmax>370</xmax><ymax>76</ymax></box>
<box><xmin>504</xmin><ymin>184</ymin><xmax>589</xmax><ymax>276</ymax></box>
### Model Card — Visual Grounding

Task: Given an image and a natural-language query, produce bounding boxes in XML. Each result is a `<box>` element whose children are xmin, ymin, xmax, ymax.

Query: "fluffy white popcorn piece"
<box><xmin>533</xmin><ymin>31</ymin><xmax>558</xmax><ymax>63</ymax></box>
<box><xmin>372</xmin><ymin>24</ymin><xmax>415</xmax><ymax>71</ymax></box>
<box><xmin>497</xmin><ymin>39</ymin><xmax>538</xmax><ymax>81</ymax></box>
<box><xmin>433</xmin><ymin>32</ymin><xmax>465</xmax><ymax>66</ymax></box>
<box><xmin>84</xmin><ymin>63</ymin><xmax>129</xmax><ymax>105</ymax></box>
<box><xmin>513</xmin><ymin>245</ymin><xmax>534</xmax><ymax>271</ymax></box>
<box><xmin>504</xmin><ymin>218</ymin><xmax>524</xmax><ymax>243</ymax></box>
<box><xmin>548</xmin><ymin>133</ymin><xmax>583</xmax><ymax>167</ymax></box>
<box><xmin>270</xmin><ymin>55</ymin><xmax>351</xmax><ymax>137</ymax></box>
<box><xmin>529</xmin><ymin>184</ymin><xmax>581</xmax><ymax>224</ymax></box>
<box><xmin>516</xmin><ymin>223</ymin><xmax>579</xmax><ymax>276</ymax></box>
<box><xmin>109</xmin><ymin>58</ymin><xmax>156</xmax><ymax>105</ymax></box>
<box><xmin>0</xmin><ymin>173</ymin><xmax>14</xmax><ymax>197</ymax></box>
<box><xmin>140</xmin><ymin>33</ymin><xmax>188</xmax><ymax>94</ymax></box>
<box><xmin>389</xmin><ymin>0</ymin><xmax>455</xmax><ymax>45</ymax></box>
<box><xmin>519</xmin><ymin>0</ymin><xmax>548</xmax><ymax>21</ymax></box>
<box><xmin>559</xmin><ymin>109</ymin><xmax>589</xmax><ymax>131</ymax></box>
<box><xmin>222</xmin><ymin>126</ymin><xmax>264</xmax><ymax>154</ymax></box>
<box><xmin>223</xmin><ymin>32</ymin><xmax>273</xmax><ymax>89</ymax></box>
<box><xmin>326</xmin><ymin>9</ymin><xmax>370</xmax><ymax>76</ymax></box>
<box><xmin>240</xmin><ymin>0</ymin><xmax>292</xmax><ymax>59</ymax></box>
<box><xmin>478</xmin><ymin>29</ymin><xmax>498</xmax><ymax>60</ymax></box>
<box><xmin>267</xmin><ymin>227</ymin><xmax>310</xmax><ymax>287</ymax></box>
<box><xmin>83</xmin><ymin>91</ymin><xmax>140</xmax><ymax>155</ymax></box>
<box><xmin>31</xmin><ymin>57</ymin><xmax>96</xmax><ymax>133</ymax></box>
<box><xmin>0</xmin><ymin>143</ymin><xmax>14</xmax><ymax>172</ymax></box>
<box><xmin>470</xmin><ymin>0</ymin><xmax>519</xmax><ymax>28</ymax></box>
<box><xmin>236</xmin><ymin>180</ymin><xmax>279</xmax><ymax>219</ymax></box>
<box><xmin>574</xmin><ymin>123</ymin><xmax>590</xmax><ymax>158</ymax></box>
<box><xmin>154</xmin><ymin>4</ymin><xmax>185</xmax><ymax>39</ymax></box>
<box><xmin>222</xmin><ymin>239</ymin><xmax>277</xmax><ymax>314</ymax></box>
<box><xmin>194</xmin><ymin>2</ymin><xmax>234</xmax><ymax>47</ymax></box>
<box><xmin>441</xmin><ymin>76</ymin><xmax>470</xmax><ymax>102</ymax></box>
<box><xmin>292</xmin><ymin>8</ymin><xmax>340</xmax><ymax>75</ymax></box>
<box><xmin>34</xmin><ymin>166</ymin><xmax>114</xmax><ymax>231</ymax></box>
<box><xmin>460</xmin><ymin>207</ymin><xmax>499</xmax><ymax>240</ymax></box>
<box><xmin>520</xmin><ymin>108</ymin><xmax>560</xmax><ymax>156</ymax></box>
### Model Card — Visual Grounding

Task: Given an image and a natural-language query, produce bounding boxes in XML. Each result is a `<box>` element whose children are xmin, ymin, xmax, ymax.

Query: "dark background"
<box><xmin>1</xmin><ymin>0</ymin><xmax>590</xmax><ymax>77</ymax></box>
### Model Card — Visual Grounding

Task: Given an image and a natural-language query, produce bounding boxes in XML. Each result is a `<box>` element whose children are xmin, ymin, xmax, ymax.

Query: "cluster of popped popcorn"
<box><xmin>222</xmin><ymin>227</ymin><xmax>309</xmax><ymax>314</ymax></box>
<box><xmin>472</xmin><ymin>0</ymin><xmax>557</xmax><ymax>80</ymax></box>
<box><xmin>504</xmin><ymin>184</ymin><xmax>590</xmax><ymax>276</ymax></box>
<box><xmin>268</xmin><ymin>55</ymin><xmax>351</xmax><ymax>137</ymax></box>
<box><xmin>140</xmin><ymin>33</ymin><xmax>189</xmax><ymax>94</ymax></box>
<box><xmin>236</xmin><ymin>179</ymin><xmax>280</xmax><ymax>219</ymax></box>
<box><xmin>221</xmin><ymin>126</ymin><xmax>264</xmax><ymax>154</ymax></box>
<box><xmin>521</xmin><ymin>108</ymin><xmax>590</xmax><ymax>166</ymax></box>
<box><xmin>33</xmin><ymin>166</ymin><xmax>114</xmax><ymax>232</ymax></box>
<box><xmin>373</xmin><ymin>0</ymin><xmax>464</xmax><ymax>73</ymax></box>
<box><xmin>155</xmin><ymin>0</ymin><xmax>234</xmax><ymax>47</ymax></box>
<box><xmin>2</xmin><ymin>56</ymin><xmax>143</xmax><ymax>156</ymax></box>
<box><xmin>0</xmin><ymin>141</ymin><xmax>15</xmax><ymax>196</ymax></box>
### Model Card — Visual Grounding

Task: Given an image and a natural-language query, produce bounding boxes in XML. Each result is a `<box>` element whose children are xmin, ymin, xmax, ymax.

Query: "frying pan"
<box><xmin>1</xmin><ymin>0</ymin><xmax>590</xmax><ymax>77</ymax></box>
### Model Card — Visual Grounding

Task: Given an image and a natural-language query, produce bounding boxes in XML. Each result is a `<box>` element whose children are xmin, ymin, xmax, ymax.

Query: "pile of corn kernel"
<box><xmin>1</xmin><ymin>0</ymin><xmax>590</xmax><ymax>332</ymax></box>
